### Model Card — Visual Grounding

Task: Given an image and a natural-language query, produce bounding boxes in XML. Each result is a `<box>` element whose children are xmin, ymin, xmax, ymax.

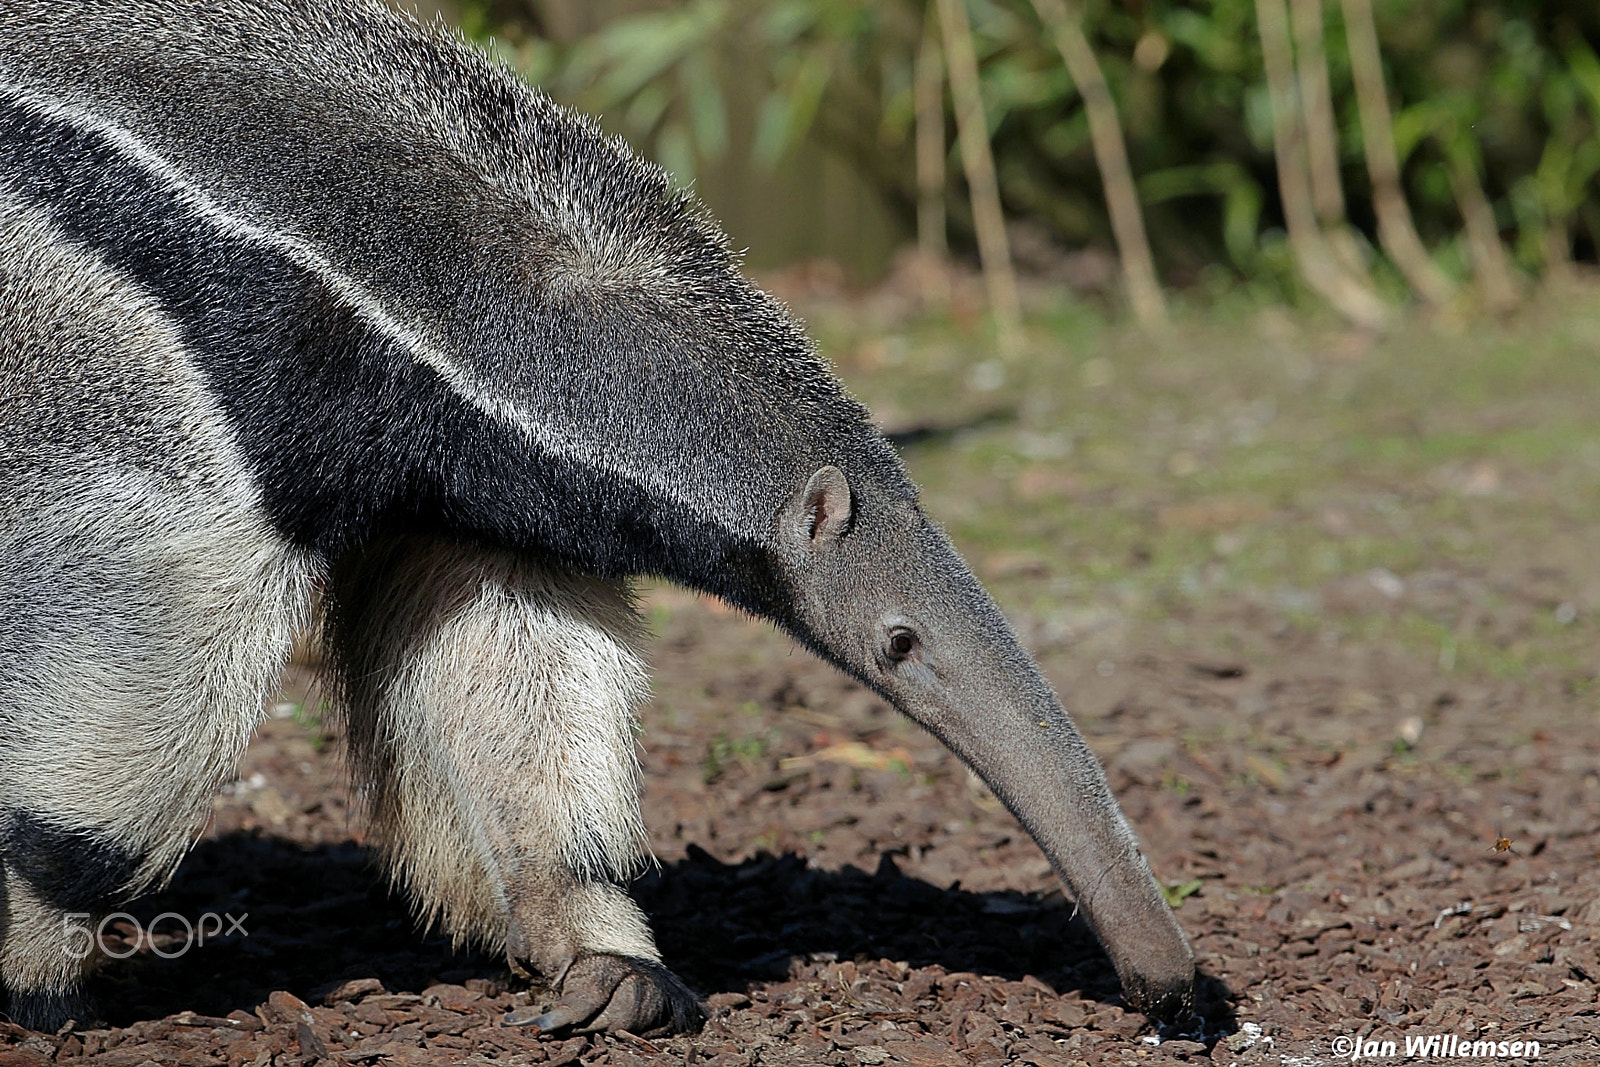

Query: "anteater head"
<box><xmin>767</xmin><ymin>463</ymin><xmax>1196</xmax><ymax>1021</ymax></box>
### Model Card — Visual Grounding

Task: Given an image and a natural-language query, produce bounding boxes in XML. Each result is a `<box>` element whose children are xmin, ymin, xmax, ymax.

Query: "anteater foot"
<box><xmin>506</xmin><ymin>954</ymin><xmax>705</xmax><ymax>1036</ymax></box>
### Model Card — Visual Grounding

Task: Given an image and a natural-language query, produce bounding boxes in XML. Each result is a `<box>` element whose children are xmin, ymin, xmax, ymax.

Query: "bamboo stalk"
<box><xmin>1542</xmin><ymin>220</ymin><xmax>1574</xmax><ymax>280</ymax></box>
<box><xmin>1441</xmin><ymin>140</ymin><xmax>1519</xmax><ymax>311</ymax></box>
<box><xmin>935</xmin><ymin>0</ymin><xmax>1023</xmax><ymax>356</ymax></box>
<box><xmin>1255</xmin><ymin>0</ymin><xmax>1389</xmax><ymax>329</ymax></box>
<box><xmin>915</xmin><ymin>2</ymin><xmax>951</xmax><ymax>306</ymax></box>
<box><xmin>1339</xmin><ymin>0</ymin><xmax>1454</xmax><ymax>306</ymax></box>
<box><xmin>1030</xmin><ymin>0</ymin><xmax>1167</xmax><ymax>327</ymax></box>
<box><xmin>1290</xmin><ymin>0</ymin><xmax>1371</xmax><ymax>280</ymax></box>
<box><xmin>1289</xmin><ymin>0</ymin><xmax>1344</xmax><ymax>225</ymax></box>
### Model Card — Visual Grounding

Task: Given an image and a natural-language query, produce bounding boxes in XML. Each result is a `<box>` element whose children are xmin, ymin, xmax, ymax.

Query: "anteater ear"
<box><xmin>794</xmin><ymin>465</ymin><xmax>853</xmax><ymax>545</ymax></box>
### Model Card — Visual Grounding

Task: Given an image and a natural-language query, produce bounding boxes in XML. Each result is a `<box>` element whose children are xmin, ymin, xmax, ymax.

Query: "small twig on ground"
<box><xmin>815</xmin><ymin>1010</ymin><xmax>920</xmax><ymax>1027</ymax></box>
<box><xmin>615</xmin><ymin>1029</ymin><xmax>663</xmax><ymax>1054</ymax></box>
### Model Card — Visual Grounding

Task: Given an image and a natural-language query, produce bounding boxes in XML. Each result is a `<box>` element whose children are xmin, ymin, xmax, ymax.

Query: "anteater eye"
<box><xmin>887</xmin><ymin>629</ymin><xmax>917</xmax><ymax>662</ymax></box>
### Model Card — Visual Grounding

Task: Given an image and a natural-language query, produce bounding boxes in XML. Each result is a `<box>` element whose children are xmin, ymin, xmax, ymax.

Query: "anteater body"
<box><xmin>0</xmin><ymin>0</ymin><xmax>1193</xmax><ymax>1033</ymax></box>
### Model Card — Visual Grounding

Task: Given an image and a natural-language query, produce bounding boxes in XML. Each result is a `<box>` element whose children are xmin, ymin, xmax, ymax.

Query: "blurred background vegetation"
<box><xmin>414</xmin><ymin>0</ymin><xmax>1598</xmax><ymax>327</ymax></box>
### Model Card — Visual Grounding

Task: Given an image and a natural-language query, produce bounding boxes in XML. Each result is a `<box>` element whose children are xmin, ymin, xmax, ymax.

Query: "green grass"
<box><xmin>1162</xmin><ymin>878</ymin><xmax>1204</xmax><ymax>907</ymax></box>
<box><xmin>287</xmin><ymin>699</ymin><xmax>332</xmax><ymax>752</ymax></box>
<box><xmin>808</xmin><ymin>286</ymin><xmax>1600</xmax><ymax>692</ymax></box>
<box><xmin>702</xmin><ymin>731</ymin><xmax>771</xmax><ymax>784</ymax></box>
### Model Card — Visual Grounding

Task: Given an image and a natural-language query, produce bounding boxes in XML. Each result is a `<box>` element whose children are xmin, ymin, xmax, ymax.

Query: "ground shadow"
<box><xmin>95</xmin><ymin>833</ymin><xmax>1234</xmax><ymax>1039</ymax></box>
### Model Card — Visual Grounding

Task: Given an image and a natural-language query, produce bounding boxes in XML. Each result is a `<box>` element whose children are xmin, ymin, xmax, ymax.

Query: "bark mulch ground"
<box><xmin>4</xmin><ymin>574</ymin><xmax>1594</xmax><ymax>1066</ymax></box>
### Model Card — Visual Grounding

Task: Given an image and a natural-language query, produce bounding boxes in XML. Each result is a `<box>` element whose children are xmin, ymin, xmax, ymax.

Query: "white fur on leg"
<box><xmin>0</xmin><ymin>881</ymin><xmax>96</xmax><ymax>1000</ymax></box>
<box><xmin>329</xmin><ymin>539</ymin><xmax>659</xmax><ymax>965</ymax></box>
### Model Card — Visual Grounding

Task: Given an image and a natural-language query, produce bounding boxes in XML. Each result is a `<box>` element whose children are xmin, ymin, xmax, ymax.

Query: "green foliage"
<box><xmin>1163</xmin><ymin>878</ymin><xmax>1204</xmax><ymax>907</ymax></box>
<box><xmin>819</xmin><ymin>277</ymin><xmax>1600</xmax><ymax>693</ymax></box>
<box><xmin>288</xmin><ymin>700</ymin><xmax>331</xmax><ymax>753</ymax></box>
<box><xmin>702</xmin><ymin>731</ymin><xmax>769</xmax><ymax>784</ymax></box>
<box><xmin>462</xmin><ymin>0</ymin><xmax>1599</xmax><ymax>285</ymax></box>
<box><xmin>1378</xmin><ymin>3</ymin><xmax>1600</xmax><ymax>271</ymax></box>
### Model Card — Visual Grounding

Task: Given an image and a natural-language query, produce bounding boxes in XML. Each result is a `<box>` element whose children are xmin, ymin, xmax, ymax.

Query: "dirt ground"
<box><xmin>4</xmin><ymin>283</ymin><xmax>1598</xmax><ymax>1066</ymax></box>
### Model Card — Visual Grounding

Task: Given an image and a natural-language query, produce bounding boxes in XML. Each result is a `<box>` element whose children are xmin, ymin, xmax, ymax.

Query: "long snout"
<box><xmin>901</xmin><ymin>659</ymin><xmax>1196</xmax><ymax>1020</ymax></box>
<box><xmin>776</xmin><ymin>488</ymin><xmax>1194</xmax><ymax>1017</ymax></box>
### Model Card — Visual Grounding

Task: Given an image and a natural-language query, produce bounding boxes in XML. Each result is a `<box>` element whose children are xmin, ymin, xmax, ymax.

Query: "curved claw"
<box><xmin>528</xmin><ymin>1009</ymin><xmax>571</xmax><ymax>1032</ymax></box>
<box><xmin>506</xmin><ymin>953</ymin><xmax>705</xmax><ymax>1036</ymax></box>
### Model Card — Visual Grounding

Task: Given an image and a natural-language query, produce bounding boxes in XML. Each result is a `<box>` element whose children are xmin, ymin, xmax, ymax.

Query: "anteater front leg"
<box><xmin>325</xmin><ymin>538</ymin><xmax>703</xmax><ymax>1035</ymax></box>
<box><xmin>0</xmin><ymin>477</ymin><xmax>316</xmax><ymax>1031</ymax></box>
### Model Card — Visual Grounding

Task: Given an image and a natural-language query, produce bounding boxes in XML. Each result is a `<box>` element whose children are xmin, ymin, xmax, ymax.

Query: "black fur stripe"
<box><xmin>3</xmin><ymin>987</ymin><xmax>94</xmax><ymax>1032</ymax></box>
<box><xmin>0</xmin><ymin>93</ymin><xmax>787</xmax><ymax>615</ymax></box>
<box><xmin>1</xmin><ymin>810</ymin><xmax>142</xmax><ymax>914</ymax></box>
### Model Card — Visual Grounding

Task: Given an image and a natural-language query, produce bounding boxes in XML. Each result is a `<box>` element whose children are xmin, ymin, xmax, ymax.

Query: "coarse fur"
<box><xmin>0</xmin><ymin>0</ymin><xmax>1194</xmax><ymax>1035</ymax></box>
<box><xmin>0</xmin><ymin>185</ymin><xmax>320</xmax><ymax>1026</ymax></box>
<box><xmin>325</xmin><ymin>537</ymin><xmax>656</xmax><ymax>959</ymax></box>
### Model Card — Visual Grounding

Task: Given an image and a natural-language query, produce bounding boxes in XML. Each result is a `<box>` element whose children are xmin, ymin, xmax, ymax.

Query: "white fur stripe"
<box><xmin>0</xmin><ymin>77</ymin><xmax>742</xmax><ymax>534</ymax></box>
<box><xmin>0</xmin><ymin>80</ymin><xmax>613</xmax><ymax>481</ymax></box>
<box><xmin>0</xmin><ymin>183</ymin><xmax>267</xmax><ymax>514</ymax></box>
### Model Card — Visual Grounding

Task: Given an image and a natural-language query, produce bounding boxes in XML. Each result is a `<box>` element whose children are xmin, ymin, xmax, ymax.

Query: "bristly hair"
<box><xmin>0</xmin><ymin>0</ymin><xmax>911</xmax><ymax>614</ymax></box>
